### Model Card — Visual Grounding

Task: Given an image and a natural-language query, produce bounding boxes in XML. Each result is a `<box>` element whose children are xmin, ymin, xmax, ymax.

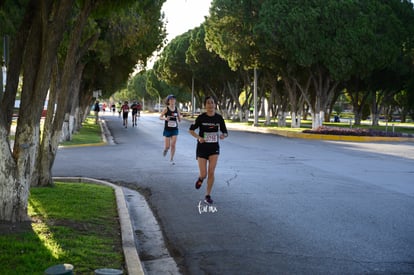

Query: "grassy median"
<box><xmin>0</xmin><ymin>182</ymin><xmax>124</xmax><ymax>274</ymax></box>
<box><xmin>0</xmin><ymin>116</ymin><xmax>123</xmax><ymax>274</ymax></box>
<box><xmin>60</xmin><ymin>116</ymin><xmax>103</xmax><ymax>146</ymax></box>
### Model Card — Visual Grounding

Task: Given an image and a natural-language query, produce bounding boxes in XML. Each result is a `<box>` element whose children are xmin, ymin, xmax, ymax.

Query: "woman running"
<box><xmin>160</xmin><ymin>95</ymin><xmax>181</xmax><ymax>164</ymax></box>
<box><xmin>189</xmin><ymin>96</ymin><xmax>228</xmax><ymax>204</ymax></box>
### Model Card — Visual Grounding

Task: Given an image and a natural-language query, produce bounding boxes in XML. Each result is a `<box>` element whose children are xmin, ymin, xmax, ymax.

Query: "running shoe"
<box><xmin>204</xmin><ymin>195</ymin><xmax>213</xmax><ymax>204</ymax></box>
<box><xmin>195</xmin><ymin>178</ymin><xmax>203</xmax><ymax>189</ymax></box>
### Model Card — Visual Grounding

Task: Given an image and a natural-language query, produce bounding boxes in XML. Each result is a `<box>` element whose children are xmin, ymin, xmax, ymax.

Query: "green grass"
<box><xmin>0</xmin><ymin>182</ymin><xmax>124</xmax><ymax>274</ymax></box>
<box><xmin>60</xmin><ymin>116</ymin><xmax>102</xmax><ymax>146</ymax></box>
<box><xmin>1</xmin><ymin>115</ymin><xmax>123</xmax><ymax>274</ymax></box>
<box><xmin>10</xmin><ymin>116</ymin><xmax>102</xmax><ymax>145</ymax></box>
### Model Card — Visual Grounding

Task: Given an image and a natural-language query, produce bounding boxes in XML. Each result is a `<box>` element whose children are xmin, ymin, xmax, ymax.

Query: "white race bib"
<box><xmin>168</xmin><ymin>120</ymin><xmax>177</xmax><ymax>128</ymax></box>
<box><xmin>204</xmin><ymin>132</ymin><xmax>218</xmax><ymax>143</ymax></box>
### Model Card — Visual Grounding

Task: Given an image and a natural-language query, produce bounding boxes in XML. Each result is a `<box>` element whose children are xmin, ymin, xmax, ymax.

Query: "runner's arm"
<box><xmin>159</xmin><ymin>108</ymin><xmax>168</xmax><ymax>120</ymax></box>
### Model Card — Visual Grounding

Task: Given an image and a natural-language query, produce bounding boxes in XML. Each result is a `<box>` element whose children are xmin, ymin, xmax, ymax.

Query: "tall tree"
<box><xmin>186</xmin><ymin>25</ymin><xmax>238</xmax><ymax>116</ymax></box>
<box><xmin>34</xmin><ymin>0</ymin><xmax>166</xmax><ymax>187</ymax></box>
<box><xmin>257</xmin><ymin>0</ymin><xmax>413</xmax><ymax>128</ymax></box>
<box><xmin>155</xmin><ymin>31</ymin><xmax>193</xmax><ymax>88</ymax></box>
<box><xmin>0</xmin><ymin>0</ymin><xmax>166</xmax><ymax>221</ymax></box>
<box><xmin>33</xmin><ymin>1</ymin><xmax>99</xmax><ymax>187</ymax></box>
<box><xmin>1</xmin><ymin>0</ymin><xmax>74</xmax><ymax>222</ymax></box>
<box><xmin>205</xmin><ymin>0</ymin><xmax>263</xmax><ymax>123</ymax></box>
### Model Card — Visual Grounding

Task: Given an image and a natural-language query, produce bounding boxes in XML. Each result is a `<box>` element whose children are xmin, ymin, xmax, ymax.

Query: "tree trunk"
<box><xmin>346</xmin><ymin>80</ymin><xmax>369</xmax><ymax>126</ymax></box>
<box><xmin>227</xmin><ymin>80</ymin><xmax>243</xmax><ymax>122</ymax></box>
<box><xmin>33</xmin><ymin>2</ymin><xmax>95</xmax><ymax>187</ymax></box>
<box><xmin>0</xmin><ymin>122</ymin><xmax>23</xmax><ymax>221</ymax></box>
<box><xmin>0</xmin><ymin>1</ymin><xmax>35</xmax><ymax>131</ymax></box>
<box><xmin>371</xmin><ymin>91</ymin><xmax>380</xmax><ymax>126</ymax></box>
<box><xmin>294</xmin><ymin>73</ymin><xmax>319</xmax><ymax>127</ymax></box>
<box><xmin>0</xmin><ymin>0</ymin><xmax>73</xmax><ymax>222</ymax></box>
<box><xmin>66</xmin><ymin>65</ymin><xmax>85</xmax><ymax>139</ymax></box>
<box><xmin>310</xmin><ymin>67</ymin><xmax>339</xmax><ymax>128</ymax></box>
<box><xmin>32</xmin><ymin>60</ymin><xmax>60</xmax><ymax>187</ymax></box>
<box><xmin>283</xmin><ymin>74</ymin><xmax>304</xmax><ymax>128</ymax></box>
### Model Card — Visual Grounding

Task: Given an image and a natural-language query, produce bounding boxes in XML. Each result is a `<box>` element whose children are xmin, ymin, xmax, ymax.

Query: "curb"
<box><xmin>53</xmin><ymin>177</ymin><xmax>144</xmax><ymax>275</ymax></box>
<box><xmin>99</xmin><ymin>118</ymin><xmax>115</xmax><ymax>145</ymax></box>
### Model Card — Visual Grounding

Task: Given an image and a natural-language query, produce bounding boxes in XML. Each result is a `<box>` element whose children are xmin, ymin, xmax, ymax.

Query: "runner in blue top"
<box><xmin>189</xmin><ymin>96</ymin><xmax>228</xmax><ymax>204</ymax></box>
<box><xmin>160</xmin><ymin>95</ymin><xmax>181</xmax><ymax>164</ymax></box>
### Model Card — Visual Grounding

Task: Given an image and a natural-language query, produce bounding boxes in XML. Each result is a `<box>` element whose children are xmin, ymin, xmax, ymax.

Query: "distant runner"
<box><xmin>121</xmin><ymin>101</ymin><xmax>130</xmax><ymax>128</ymax></box>
<box><xmin>131</xmin><ymin>100</ymin><xmax>142</xmax><ymax>127</ymax></box>
<box><xmin>160</xmin><ymin>95</ymin><xmax>181</xmax><ymax>164</ymax></box>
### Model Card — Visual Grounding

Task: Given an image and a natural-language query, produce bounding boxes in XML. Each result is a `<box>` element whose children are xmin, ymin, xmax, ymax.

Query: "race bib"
<box><xmin>204</xmin><ymin>132</ymin><xmax>218</xmax><ymax>143</ymax></box>
<box><xmin>168</xmin><ymin>120</ymin><xmax>177</xmax><ymax>128</ymax></box>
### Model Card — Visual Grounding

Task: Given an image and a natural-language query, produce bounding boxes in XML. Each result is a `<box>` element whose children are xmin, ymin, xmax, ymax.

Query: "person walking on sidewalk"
<box><xmin>94</xmin><ymin>100</ymin><xmax>100</xmax><ymax>124</ymax></box>
<box><xmin>160</xmin><ymin>94</ymin><xmax>181</xmax><ymax>164</ymax></box>
<box><xmin>189</xmin><ymin>96</ymin><xmax>228</xmax><ymax>204</ymax></box>
<box><xmin>121</xmin><ymin>101</ymin><xmax>130</xmax><ymax>128</ymax></box>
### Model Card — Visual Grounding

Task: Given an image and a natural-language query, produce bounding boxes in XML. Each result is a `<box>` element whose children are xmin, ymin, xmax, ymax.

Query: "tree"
<box><xmin>205</xmin><ymin>0</ymin><xmax>263</xmax><ymax>124</ymax></box>
<box><xmin>186</xmin><ymin>25</ymin><xmax>238</xmax><ymax>117</ymax></box>
<box><xmin>0</xmin><ymin>0</ymin><xmax>166</xmax><ymax>221</ymax></box>
<box><xmin>33</xmin><ymin>1</ymin><xmax>100</xmax><ymax>187</ymax></box>
<box><xmin>34</xmin><ymin>0</ymin><xmax>166</xmax><ymax>187</ymax></box>
<box><xmin>0</xmin><ymin>0</ymin><xmax>74</xmax><ymax>222</ymax></box>
<box><xmin>257</xmin><ymin>0</ymin><xmax>413</xmax><ymax>128</ymax></box>
<box><xmin>155</xmin><ymin>31</ymin><xmax>193</xmax><ymax>88</ymax></box>
<box><xmin>126</xmin><ymin>73</ymin><xmax>149</xmax><ymax>101</ymax></box>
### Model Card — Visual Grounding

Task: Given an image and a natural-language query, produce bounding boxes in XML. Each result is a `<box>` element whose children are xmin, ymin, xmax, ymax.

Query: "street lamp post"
<box><xmin>253</xmin><ymin>67</ymin><xmax>258</xmax><ymax>126</ymax></box>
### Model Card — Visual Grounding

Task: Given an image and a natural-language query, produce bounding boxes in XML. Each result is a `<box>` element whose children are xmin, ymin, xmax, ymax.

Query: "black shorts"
<box><xmin>196</xmin><ymin>143</ymin><xmax>220</xmax><ymax>159</ymax></box>
<box><xmin>123</xmin><ymin>112</ymin><xmax>129</xmax><ymax>119</ymax></box>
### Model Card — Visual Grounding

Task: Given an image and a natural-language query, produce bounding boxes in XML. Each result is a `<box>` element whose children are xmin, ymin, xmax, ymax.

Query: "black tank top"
<box><xmin>164</xmin><ymin>107</ymin><xmax>179</xmax><ymax>130</ymax></box>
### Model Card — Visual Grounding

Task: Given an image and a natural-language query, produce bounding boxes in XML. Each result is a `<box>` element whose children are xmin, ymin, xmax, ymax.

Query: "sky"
<box><xmin>162</xmin><ymin>0</ymin><xmax>212</xmax><ymax>42</ymax></box>
<box><xmin>145</xmin><ymin>0</ymin><xmax>212</xmax><ymax>69</ymax></box>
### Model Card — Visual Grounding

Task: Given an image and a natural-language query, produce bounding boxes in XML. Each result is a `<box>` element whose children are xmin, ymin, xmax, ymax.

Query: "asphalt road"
<box><xmin>53</xmin><ymin>112</ymin><xmax>414</xmax><ymax>275</ymax></box>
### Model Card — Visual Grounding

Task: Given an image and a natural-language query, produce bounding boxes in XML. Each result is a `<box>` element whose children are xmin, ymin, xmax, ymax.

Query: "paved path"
<box><xmin>53</xmin><ymin>112</ymin><xmax>414</xmax><ymax>275</ymax></box>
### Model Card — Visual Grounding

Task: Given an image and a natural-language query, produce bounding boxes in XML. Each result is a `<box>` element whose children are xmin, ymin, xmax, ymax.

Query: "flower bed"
<box><xmin>302</xmin><ymin>126</ymin><xmax>406</xmax><ymax>137</ymax></box>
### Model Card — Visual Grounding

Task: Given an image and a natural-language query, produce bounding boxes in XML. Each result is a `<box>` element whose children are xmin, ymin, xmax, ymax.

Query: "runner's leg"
<box><xmin>163</xmin><ymin>136</ymin><xmax>171</xmax><ymax>155</ymax></box>
<box><xmin>205</xmin><ymin>154</ymin><xmax>219</xmax><ymax>196</ymax></box>
<box><xmin>197</xmin><ymin>157</ymin><xmax>208</xmax><ymax>181</ymax></box>
<box><xmin>170</xmin><ymin>135</ymin><xmax>177</xmax><ymax>161</ymax></box>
